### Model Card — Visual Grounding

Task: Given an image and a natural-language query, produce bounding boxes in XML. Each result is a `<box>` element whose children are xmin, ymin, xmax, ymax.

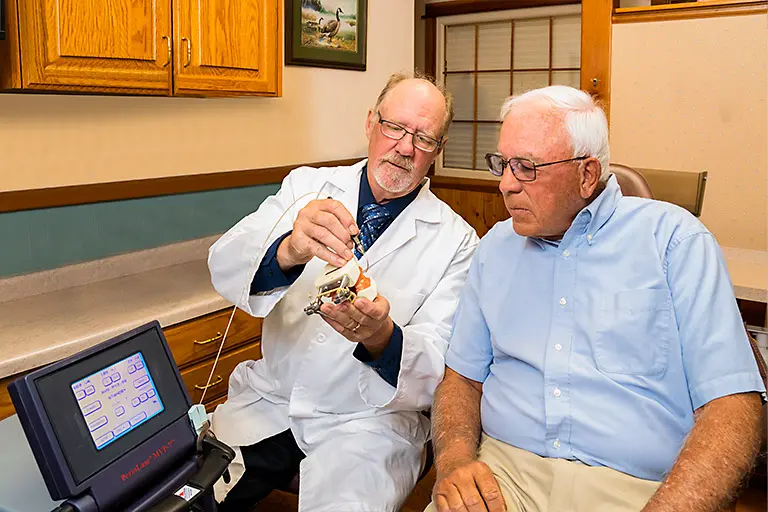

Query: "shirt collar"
<box><xmin>580</xmin><ymin>173</ymin><xmax>622</xmax><ymax>244</ymax></box>
<box><xmin>529</xmin><ymin>174</ymin><xmax>622</xmax><ymax>248</ymax></box>
<box><xmin>357</xmin><ymin>164</ymin><xmax>422</xmax><ymax>220</ymax></box>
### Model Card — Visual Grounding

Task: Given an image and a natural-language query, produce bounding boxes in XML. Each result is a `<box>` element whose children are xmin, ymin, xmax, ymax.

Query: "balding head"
<box><xmin>373</xmin><ymin>72</ymin><xmax>454</xmax><ymax>138</ymax></box>
<box><xmin>364</xmin><ymin>73</ymin><xmax>451</xmax><ymax>202</ymax></box>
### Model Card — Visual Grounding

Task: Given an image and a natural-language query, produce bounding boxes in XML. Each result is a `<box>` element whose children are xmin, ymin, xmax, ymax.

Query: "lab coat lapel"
<box><xmin>360</xmin><ymin>178</ymin><xmax>439</xmax><ymax>269</ymax></box>
<box><xmin>323</xmin><ymin>160</ymin><xmax>366</xmax><ymax>222</ymax></box>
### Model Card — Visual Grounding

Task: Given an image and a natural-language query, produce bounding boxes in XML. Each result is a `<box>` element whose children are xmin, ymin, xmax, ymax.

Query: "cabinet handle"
<box><xmin>195</xmin><ymin>375</ymin><xmax>223</xmax><ymax>390</ymax></box>
<box><xmin>182</xmin><ymin>37</ymin><xmax>192</xmax><ymax>67</ymax></box>
<box><xmin>161</xmin><ymin>35</ymin><xmax>171</xmax><ymax>67</ymax></box>
<box><xmin>194</xmin><ymin>331</ymin><xmax>223</xmax><ymax>345</ymax></box>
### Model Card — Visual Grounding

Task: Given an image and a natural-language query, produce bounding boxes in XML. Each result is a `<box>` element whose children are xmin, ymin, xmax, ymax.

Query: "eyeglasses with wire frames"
<box><xmin>376</xmin><ymin>112</ymin><xmax>443</xmax><ymax>153</ymax></box>
<box><xmin>485</xmin><ymin>153</ymin><xmax>589</xmax><ymax>182</ymax></box>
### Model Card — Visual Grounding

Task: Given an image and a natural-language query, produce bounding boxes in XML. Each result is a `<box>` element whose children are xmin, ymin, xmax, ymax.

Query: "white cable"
<box><xmin>198</xmin><ymin>189</ymin><xmax>328</xmax><ymax>405</ymax></box>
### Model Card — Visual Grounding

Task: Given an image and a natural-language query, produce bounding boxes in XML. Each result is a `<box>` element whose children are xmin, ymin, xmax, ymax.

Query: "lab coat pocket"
<box><xmin>386</xmin><ymin>290</ymin><xmax>426</xmax><ymax>328</ymax></box>
<box><xmin>594</xmin><ymin>289</ymin><xmax>672</xmax><ymax>376</ymax></box>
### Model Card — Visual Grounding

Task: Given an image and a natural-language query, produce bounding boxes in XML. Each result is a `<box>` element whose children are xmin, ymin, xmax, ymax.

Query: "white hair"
<box><xmin>499</xmin><ymin>85</ymin><xmax>611</xmax><ymax>181</ymax></box>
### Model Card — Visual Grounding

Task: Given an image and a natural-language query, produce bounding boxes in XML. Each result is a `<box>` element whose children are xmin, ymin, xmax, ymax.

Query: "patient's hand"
<box><xmin>433</xmin><ymin>459</ymin><xmax>506</xmax><ymax>512</ymax></box>
<box><xmin>320</xmin><ymin>296</ymin><xmax>394</xmax><ymax>357</ymax></box>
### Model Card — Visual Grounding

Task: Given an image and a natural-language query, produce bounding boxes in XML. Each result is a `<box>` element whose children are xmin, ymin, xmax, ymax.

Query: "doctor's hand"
<box><xmin>319</xmin><ymin>296</ymin><xmax>394</xmax><ymax>357</ymax></box>
<box><xmin>433</xmin><ymin>458</ymin><xmax>506</xmax><ymax>512</ymax></box>
<box><xmin>277</xmin><ymin>198</ymin><xmax>359</xmax><ymax>269</ymax></box>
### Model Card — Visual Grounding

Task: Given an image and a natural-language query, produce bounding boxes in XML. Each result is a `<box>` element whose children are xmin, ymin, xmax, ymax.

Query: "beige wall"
<box><xmin>0</xmin><ymin>0</ymin><xmax>415</xmax><ymax>192</ymax></box>
<box><xmin>610</xmin><ymin>14</ymin><xmax>767</xmax><ymax>251</ymax></box>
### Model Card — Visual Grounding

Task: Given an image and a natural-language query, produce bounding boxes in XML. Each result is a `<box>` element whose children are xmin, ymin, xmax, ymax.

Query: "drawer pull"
<box><xmin>194</xmin><ymin>332</ymin><xmax>223</xmax><ymax>346</ymax></box>
<box><xmin>195</xmin><ymin>375</ymin><xmax>223</xmax><ymax>390</ymax></box>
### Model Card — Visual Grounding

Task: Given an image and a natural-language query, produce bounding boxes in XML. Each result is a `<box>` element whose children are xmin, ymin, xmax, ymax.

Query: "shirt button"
<box><xmin>553</xmin><ymin>439</ymin><xmax>561</xmax><ymax>449</ymax></box>
<box><xmin>563</xmin><ymin>249</ymin><xmax>570</xmax><ymax>258</ymax></box>
<box><xmin>553</xmin><ymin>388</ymin><xmax>561</xmax><ymax>398</ymax></box>
<box><xmin>317</xmin><ymin>333</ymin><xmax>326</xmax><ymax>343</ymax></box>
<box><xmin>559</xmin><ymin>297</ymin><xmax>567</xmax><ymax>306</ymax></box>
<box><xmin>587</xmin><ymin>234</ymin><xmax>593</xmax><ymax>241</ymax></box>
<box><xmin>555</xmin><ymin>343</ymin><xmax>563</xmax><ymax>351</ymax></box>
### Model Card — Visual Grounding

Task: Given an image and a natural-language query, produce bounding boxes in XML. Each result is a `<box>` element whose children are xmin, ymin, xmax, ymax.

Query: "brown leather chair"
<box><xmin>609</xmin><ymin>163</ymin><xmax>654</xmax><ymax>199</ymax></box>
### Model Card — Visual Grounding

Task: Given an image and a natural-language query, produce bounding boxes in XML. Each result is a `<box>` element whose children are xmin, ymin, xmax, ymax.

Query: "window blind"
<box><xmin>441</xmin><ymin>14</ymin><xmax>581</xmax><ymax>174</ymax></box>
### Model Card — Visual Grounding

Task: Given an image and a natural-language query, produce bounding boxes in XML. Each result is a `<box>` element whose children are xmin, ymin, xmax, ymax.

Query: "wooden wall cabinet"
<box><xmin>0</xmin><ymin>0</ymin><xmax>281</xmax><ymax>96</ymax></box>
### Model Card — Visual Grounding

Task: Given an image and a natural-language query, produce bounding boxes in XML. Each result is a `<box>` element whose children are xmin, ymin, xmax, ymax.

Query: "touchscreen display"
<box><xmin>71</xmin><ymin>352</ymin><xmax>164</xmax><ymax>450</ymax></box>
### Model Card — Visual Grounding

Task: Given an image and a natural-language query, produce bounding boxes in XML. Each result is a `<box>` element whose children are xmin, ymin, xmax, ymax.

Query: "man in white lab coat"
<box><xmin>207</xmin><ymin>72</ymin><xmax>479</xmax><ymax>512</ymax></box>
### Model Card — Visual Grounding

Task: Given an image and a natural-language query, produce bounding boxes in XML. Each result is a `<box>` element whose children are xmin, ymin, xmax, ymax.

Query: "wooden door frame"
<box><xmin>580</xmin><ymin>0</ymin><xmax>613</xmax><ymax>121</ymax></box>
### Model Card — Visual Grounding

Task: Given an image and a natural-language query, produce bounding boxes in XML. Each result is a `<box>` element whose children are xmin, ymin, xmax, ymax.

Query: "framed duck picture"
<box><xmin>285</xmin><ymin>0</ymin><xmax>368</xmax><ymax>71</ymax></box>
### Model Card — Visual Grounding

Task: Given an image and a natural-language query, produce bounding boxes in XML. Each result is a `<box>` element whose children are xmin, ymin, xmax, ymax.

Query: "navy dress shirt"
<box><xmin>250</xmin><ymin>165</ymin><xmax>421</xmax><ymax>388</ymax></box>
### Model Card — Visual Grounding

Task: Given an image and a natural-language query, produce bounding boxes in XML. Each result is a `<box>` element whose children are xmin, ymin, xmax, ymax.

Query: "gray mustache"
<box><xmin>383</xmin><ymin>156</ymin><xmax>414</xmax><ymax>172</ymax></box>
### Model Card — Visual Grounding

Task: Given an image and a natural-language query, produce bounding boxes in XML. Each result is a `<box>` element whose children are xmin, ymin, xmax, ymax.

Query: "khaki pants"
<box><xmin>425</xmin><ymin>435</ymin><xmax>660</xmax><ymax>512</ymax></box>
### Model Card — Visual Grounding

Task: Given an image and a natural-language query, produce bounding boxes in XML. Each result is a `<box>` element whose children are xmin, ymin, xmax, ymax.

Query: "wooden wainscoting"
<box><xmin>430</xmin><ymin>176</ymin><xmax>509</xmax><ymax>237</ymax></box>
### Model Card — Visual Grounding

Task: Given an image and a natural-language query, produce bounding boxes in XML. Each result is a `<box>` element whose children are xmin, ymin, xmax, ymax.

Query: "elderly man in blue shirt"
<box><xmin>426</xmin><ymin>85</ymin><xmax>766</xmax><ymax>512</ymax></box>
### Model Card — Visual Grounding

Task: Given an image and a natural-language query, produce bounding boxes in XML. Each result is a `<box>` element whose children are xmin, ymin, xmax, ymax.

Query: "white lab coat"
<box><xmin>207</xmin><ymin>159</ymin><xmax>479</xmax><ymax>511</ymax></box>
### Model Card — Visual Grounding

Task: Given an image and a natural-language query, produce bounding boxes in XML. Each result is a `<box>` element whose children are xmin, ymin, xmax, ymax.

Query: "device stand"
<box><xmin>51</xmin><ymin>434</ymin><xmax>233</xmax><ymax>512</ymax></box>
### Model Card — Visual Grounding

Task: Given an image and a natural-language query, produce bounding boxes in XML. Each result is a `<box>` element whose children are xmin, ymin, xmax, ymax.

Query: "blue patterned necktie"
<box><xmin>354</xmin><ymin>203</ymin><xmax>392</xmax><ymax>258</ymax></box>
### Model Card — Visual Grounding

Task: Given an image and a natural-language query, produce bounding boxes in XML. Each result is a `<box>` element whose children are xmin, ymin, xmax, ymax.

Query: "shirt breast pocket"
<box><xmin>594</xmin><ymin>289</ymin><xmax>672</xmax><ymax>376</ymax></box>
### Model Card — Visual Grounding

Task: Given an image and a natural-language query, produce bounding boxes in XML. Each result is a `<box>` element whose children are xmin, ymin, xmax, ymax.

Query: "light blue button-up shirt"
<box><xmin>445</xmin><ymin>175</ymin><xmax>765</xmax><ymax>482</ymax></box>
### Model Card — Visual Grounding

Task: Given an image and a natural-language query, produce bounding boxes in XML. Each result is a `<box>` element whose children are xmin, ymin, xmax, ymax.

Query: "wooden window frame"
<box><xmin>424</xmin><ymin>0</ymin><xmax>612</xmax><ymax>189</ymax></box>
<box><xmin>423</xmin><ymin>0</ymin><xmax>765</xmax><ymax>189</ymax></box>
<box><xmin>431</xmin><ymin>3</ymin><xmax>584</xmax><ymax>181</ymax></box>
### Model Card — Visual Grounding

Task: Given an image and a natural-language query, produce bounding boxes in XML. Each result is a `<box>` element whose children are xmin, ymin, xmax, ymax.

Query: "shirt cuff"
<box><xmin>353</xmin><ymin>323</ymin><xmax>404</xmax><ymax>388</ymax></box>
<box><xmin>250</xmin><ymin>231</ymin><xmax>305</xmax><ymax>294</ymax></box>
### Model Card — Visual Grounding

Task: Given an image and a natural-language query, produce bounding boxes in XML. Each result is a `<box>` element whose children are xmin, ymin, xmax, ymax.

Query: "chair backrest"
<box><xmin>608</xmin><ymin>164</ymin><xmax>708</xmax><ymax>218</ymax></box>
<box><xmin>609</xmin><ymin>163</ymin><xmax>654</xmax><ymax>199</ymax></box>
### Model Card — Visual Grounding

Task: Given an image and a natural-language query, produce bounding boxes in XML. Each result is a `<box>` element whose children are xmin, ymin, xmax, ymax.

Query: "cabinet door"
<box><xmin>0</xmin><ymin>373</ymin><xmax>18</xmax><ymax>421</ymax></box>
<box><xmin>17</xmin><ymin>0</ymin><xmax>172</xmax><ymax>93</ymax></box>
<box><xmin>173</xmin><ymin>0</ymin><xmax>281</xmax><ymax>96</ymax></box>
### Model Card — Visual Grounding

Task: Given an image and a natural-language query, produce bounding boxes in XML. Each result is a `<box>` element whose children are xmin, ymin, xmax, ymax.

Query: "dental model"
<box><xmin>304</xmin><ymin>257</ymin><xmax>377</xmax><ymax>316</ymax></box>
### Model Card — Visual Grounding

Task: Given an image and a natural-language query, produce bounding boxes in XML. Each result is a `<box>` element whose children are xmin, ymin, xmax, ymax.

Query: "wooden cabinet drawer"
<box><xmin>0</xmin><ymin>310</ymin><xmax>262</xmax><ymax>422</ymax></box>
<box><xmin>205</xmin><ymin>394</ymin><xmax>228</xmax><ymax>413</ymax></box>
<box><xmin>164</xmin><ymin>308</ymin><xmax>262</xmax><ymax>369</ymax></box>
<box><xmin>0</xmin><ymin>374</ymin><xmax>18</xmax><ymax>421</ymax></box>
<box><xmin>181</xmin><ymin>342</ymin><xmax>262</xmax><ymax>405</ymax></box>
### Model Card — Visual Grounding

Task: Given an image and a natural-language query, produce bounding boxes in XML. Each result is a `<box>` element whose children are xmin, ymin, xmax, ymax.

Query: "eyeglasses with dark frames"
<box><xmin>376</xmin><ymin>112</ymin><xmax>442</xmax><ymax>153</ymax></box>
<box><xmin>485</xmin><ymin>153</ymin><xmax>589</xmax><ymax>182</ymax></box>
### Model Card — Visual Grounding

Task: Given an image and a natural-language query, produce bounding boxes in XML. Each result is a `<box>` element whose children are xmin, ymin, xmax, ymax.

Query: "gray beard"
<box><xmin>372</xmin><ymin>162</ymin><xmax>413</xmax><ymax>194</ymax></box>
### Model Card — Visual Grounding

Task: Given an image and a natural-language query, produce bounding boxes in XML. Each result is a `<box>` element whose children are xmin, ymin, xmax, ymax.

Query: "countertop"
<box><xmin>0</xmin><ymin>259</ymin><xmax>230</xmax><ymax>379</ymax></box>
<box><xmin>721</xmin><ymin>247</ymin><xmax>768</xmax><ymax>304</ymax></box>
<box><xmin>0</xmin><ymin>236</ymin><xmax>231</xmax><ymax>380</ymax></box>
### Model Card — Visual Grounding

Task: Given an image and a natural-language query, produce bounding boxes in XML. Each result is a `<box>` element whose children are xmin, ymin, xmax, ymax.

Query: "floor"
<box><xmin>253</xmin><ymin>470</ymin><xmax>435</xmax><ymax>512</ymax></box>
<box><xmin>253</xmin><ymin>469</ymin><xmax>767</xmax><ymax>512</ymax></box>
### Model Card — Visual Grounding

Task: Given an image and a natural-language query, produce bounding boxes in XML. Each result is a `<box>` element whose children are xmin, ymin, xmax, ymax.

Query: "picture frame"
<box><xmin>285</xmin><ymin>0</ymin><xmax>368</xmax><ymax>71</ymax></box>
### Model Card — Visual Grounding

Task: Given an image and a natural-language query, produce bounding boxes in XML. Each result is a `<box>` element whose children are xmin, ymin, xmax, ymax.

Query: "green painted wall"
<box><xmin>0</xmin><ymin>184</ymin><xmax>279</xmax><ymax>278</ymax></box>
